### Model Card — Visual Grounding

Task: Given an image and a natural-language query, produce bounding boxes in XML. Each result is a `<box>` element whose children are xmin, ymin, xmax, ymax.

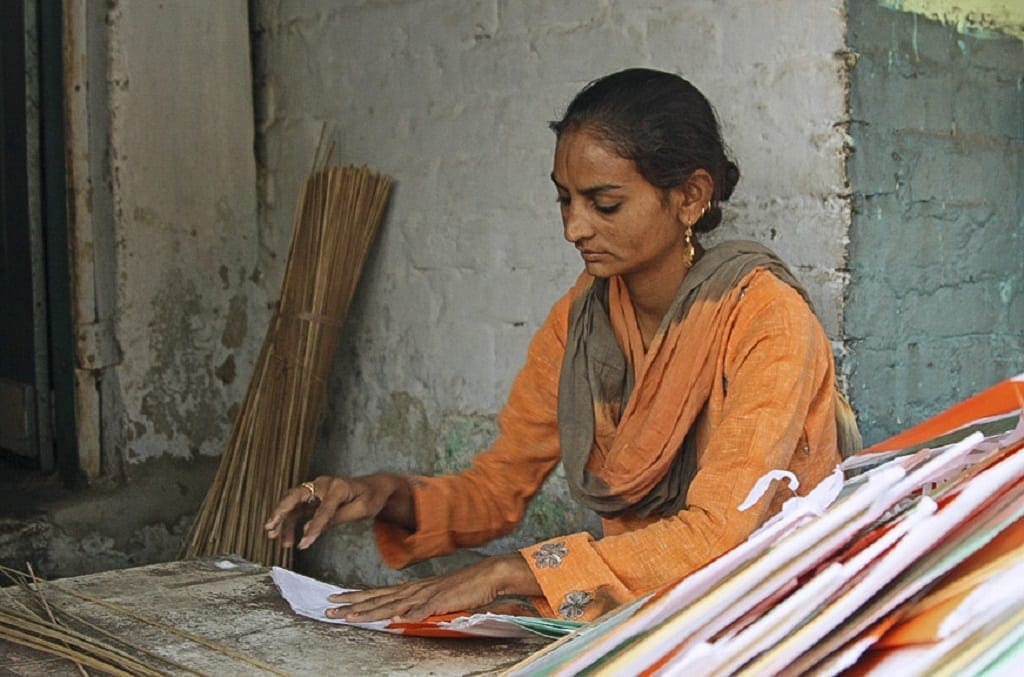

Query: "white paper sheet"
<box><xmin>270</xmin><ymin>567</ymin><xmax>578</xmax><ymax>639</ymax></box>
<box><xmin>270</xmin><ymin>567</ymin><xmax>392</xmax><ymax>632</ymax></box>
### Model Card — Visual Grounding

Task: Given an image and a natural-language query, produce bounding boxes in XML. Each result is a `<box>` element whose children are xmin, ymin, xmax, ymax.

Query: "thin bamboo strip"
<box><xmin>0</xmin><ymin>624</ymin><xmax>137</xmax><ymax>677</ymax></box>
<box><xmin>25</xmin><ymin>565</ymin><xmax>63</xmax><ymax>638</ymax></box>
<box><xmin>1</xmin><ymin>565</ymin><xmax>282</xmax><ymax>675</ymax></box>
<box><xmin>3</xmin><ymin>567</ymin><xmax>90</xmax><ymax>676</ymax></box>
<box><xmin>32</xmin><ymin>581</ymin><xmax>288</xmax><ymax>676</ymax></box>
<box><xmin>27</xmin><ymin>564</ymin><xmax>89</xmax><ymax>677</ymax></box>
<box><xmin>3</xmin><ymin>566</ymin><xmax>203</xmax><ymax>675</ymax></box>
<box><xmin>0</xmin><ymin>612</ymin><xmax>160</xmax><ymax>676</ymax></box>
<box><xmin>0</xmin><ymin>579</ymin><xmax>40</xmax><ymax>617</ymax></box>
<box><xmin>48</xmin><ymin>605</ymin><xmax>205</xmax><ymax>676</ymax></box>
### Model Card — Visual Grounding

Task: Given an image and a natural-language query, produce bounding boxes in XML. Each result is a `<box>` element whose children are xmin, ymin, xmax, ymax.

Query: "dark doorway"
<box><xmin>1</xmin><ymin>0</ymin><xmax>77</xmax><ymax>481</ymax></box>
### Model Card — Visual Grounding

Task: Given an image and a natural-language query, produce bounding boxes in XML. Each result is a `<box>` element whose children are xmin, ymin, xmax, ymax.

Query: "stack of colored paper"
<box><xmin>511</xmin><ymin>373</ymin><xmax>1024</xmax><ymax>675</ymax></box>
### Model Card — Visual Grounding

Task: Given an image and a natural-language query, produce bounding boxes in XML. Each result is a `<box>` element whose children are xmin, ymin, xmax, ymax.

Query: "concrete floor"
<box><xmin>0</xmin><ymin>557</ymin><xmax>549</xmax><ymax>675</ymax></box>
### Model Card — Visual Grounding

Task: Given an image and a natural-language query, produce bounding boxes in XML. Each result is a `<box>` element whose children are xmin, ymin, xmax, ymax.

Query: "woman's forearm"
<box><xmin>493</xmin><ymin>553</ymin><xmax>543</xmax><ymax>597</ymax></box>
<box><xmin>367</xmin><ymin>473</ymin><xmax>417</xmax><ymax>531</ymax></box>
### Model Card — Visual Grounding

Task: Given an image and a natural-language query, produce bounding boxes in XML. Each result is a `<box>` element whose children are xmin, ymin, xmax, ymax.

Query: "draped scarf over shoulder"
<box><xmin>558</xmin><ymin>240</ymin><xmax>815</xmax><ymax>519</ymax></box>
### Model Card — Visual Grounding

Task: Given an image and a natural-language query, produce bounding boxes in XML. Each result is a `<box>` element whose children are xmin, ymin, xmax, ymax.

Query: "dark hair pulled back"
<box><xmin>551</xmin><ymin>68</ymin><xmax>740</xmax><ymax>233</ymax></box>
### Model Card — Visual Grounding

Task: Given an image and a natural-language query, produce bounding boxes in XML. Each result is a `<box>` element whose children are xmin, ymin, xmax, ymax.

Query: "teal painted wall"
<box><xmin>846</xmin><ymin>0</ymin><xmax>1023</xmax><ymax>445</ymax></box>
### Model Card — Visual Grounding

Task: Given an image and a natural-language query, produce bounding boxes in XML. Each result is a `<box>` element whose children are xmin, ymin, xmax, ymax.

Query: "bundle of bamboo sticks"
<box><xmin>185</xmin><ymin>148</ymin><xmax>392</xmax><ymax>567</ymax></box>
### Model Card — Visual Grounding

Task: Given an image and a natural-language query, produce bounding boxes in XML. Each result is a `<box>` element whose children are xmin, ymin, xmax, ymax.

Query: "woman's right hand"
<box><xmin>263</xmin><ymin>474</ymin><xmax>414</xmax><ymax>550</ymax></box>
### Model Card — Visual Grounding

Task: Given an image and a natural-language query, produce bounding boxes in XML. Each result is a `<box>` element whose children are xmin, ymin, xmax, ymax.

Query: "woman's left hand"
<box><xmin>326</xmin><ymin>554</ymin><xmax>541</xmax><ymax>623</ymax></box>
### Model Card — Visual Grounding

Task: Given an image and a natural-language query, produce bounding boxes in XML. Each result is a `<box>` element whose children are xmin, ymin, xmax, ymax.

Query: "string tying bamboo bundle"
<box><xmin>185</xmin><ymin>147</ymin><xmax>392</xmax><ymax>567</ymax></box>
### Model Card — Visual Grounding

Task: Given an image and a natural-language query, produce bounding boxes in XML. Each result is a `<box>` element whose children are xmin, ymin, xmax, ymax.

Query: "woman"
<box><xmin>264</xmin><ymin>68</ymin><xmax>849</xmax><ymax>623</ymax></box>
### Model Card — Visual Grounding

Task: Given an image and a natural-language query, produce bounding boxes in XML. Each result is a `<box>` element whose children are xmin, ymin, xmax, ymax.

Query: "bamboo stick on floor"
<box><xmin>0</xmin><ymin>564</ymin><xmax>286</xmax><ymax>675</ymax></box>
<box><xmin>184</xmin><ymin>152</ymin><xmax>392</xmax><ymax>568</ymax></box>
<box><xmin>1</xmin><ymin>566</ymin><xmax>169</xmax><ymax>676</ymax></box>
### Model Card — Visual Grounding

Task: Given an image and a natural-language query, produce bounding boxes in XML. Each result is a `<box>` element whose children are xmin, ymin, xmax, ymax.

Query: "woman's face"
<box><xmin>552</xmin><ymin>128</ymin><xmax>690</xmax><ymax>284</ymax></box>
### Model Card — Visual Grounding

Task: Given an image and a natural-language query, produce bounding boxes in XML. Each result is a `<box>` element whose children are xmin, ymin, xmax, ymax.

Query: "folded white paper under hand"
<box><xmin>270</xmin><ymin>567</ymin><xmax>581</xmax><ymax>639</ymax></box>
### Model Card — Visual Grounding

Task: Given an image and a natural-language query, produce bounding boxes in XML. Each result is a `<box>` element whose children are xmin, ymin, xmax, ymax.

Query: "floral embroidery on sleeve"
<box><xmin>532</xmin><ymin>541</ymin><xmax>569</xmax><ymax>569</ymax></box>
<box><xmin>558</xmin><ymin>590</ymin><xmax>593</xmax><ymax>620</ymax></box>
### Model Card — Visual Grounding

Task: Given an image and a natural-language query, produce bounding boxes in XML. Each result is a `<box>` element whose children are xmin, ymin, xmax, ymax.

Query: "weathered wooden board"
<box><xmin>0</xmin><ymin>558</ymin><xmax>547</xmax><ymax>675</ymax></box>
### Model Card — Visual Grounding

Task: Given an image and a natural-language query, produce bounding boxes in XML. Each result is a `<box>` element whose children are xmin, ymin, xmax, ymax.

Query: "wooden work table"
<box><xmin>0</xmin><ymin>558</ymin><xmax>548</xmax><ymax>675</ymax></box>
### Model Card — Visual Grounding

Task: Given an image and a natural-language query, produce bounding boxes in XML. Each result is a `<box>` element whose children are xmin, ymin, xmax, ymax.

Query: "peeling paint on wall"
<box><xmin>879</xmin><ymin>0</ymin><xmax>1024</xmax><ymax>39</ymax></box>
<box><xmin>107</xmin><ymin>1</ymin><xmax>261</xmax><ymax>463</ymax></box>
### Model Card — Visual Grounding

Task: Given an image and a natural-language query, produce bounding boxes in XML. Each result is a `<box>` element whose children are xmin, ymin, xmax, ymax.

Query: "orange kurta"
<box><xmin>375</xmin><ymin>269</ymin><xmax>840</xmax><ymax>620</ymax></box>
